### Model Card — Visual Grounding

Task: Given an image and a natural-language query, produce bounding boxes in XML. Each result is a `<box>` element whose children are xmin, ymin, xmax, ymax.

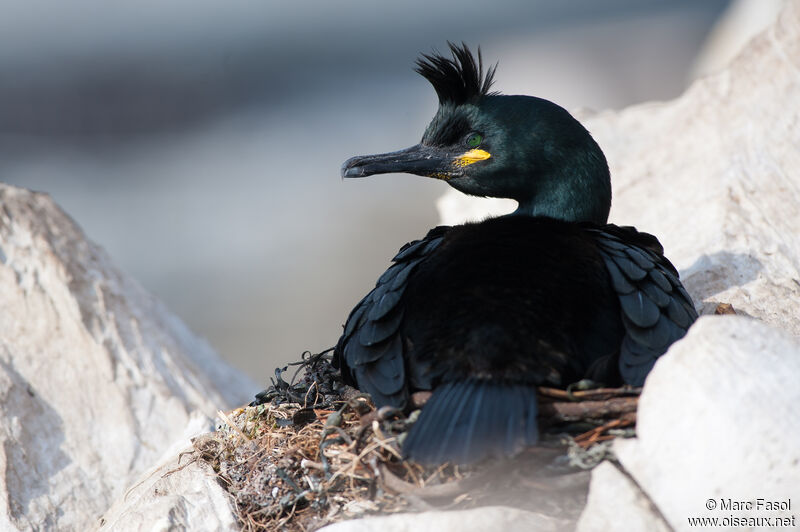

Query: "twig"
<box><xmin>538</xmin><ymin>396</ymin><xmax>639</xmax><ymax>421</ymax></box>
<box><xmin>573</xmin><ymin>412</ymin><xmax>637</xmax><ymax>448</ymax></box>
<box><xmin>537</xmin><ymin>386</ymin><xmax>641</xmax><ymax>401</ymax></box>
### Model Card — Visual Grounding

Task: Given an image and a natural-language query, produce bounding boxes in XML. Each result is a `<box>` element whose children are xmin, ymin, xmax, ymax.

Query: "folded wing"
<box><xmin>335</xmin><ymin>226</ymin><xmax>450</xmax><ymax>408</ymax></box>
<box><xmin>589</xmin><ymin>225</ymin><xmax>698</xmax><ymax>385</ymax></box>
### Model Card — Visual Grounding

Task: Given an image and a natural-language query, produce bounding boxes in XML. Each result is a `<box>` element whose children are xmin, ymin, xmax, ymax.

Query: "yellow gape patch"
<box><xmin>455</xmin><ymin>149</ymin><xmax>491</xmax><ymax>167</ymax></box>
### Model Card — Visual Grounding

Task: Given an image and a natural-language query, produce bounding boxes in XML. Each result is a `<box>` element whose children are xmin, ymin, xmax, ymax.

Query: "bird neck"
<box><xmin>511</xmin><ymin>165</ymin><xmax>611</xmax><ymax>224</ymax></box>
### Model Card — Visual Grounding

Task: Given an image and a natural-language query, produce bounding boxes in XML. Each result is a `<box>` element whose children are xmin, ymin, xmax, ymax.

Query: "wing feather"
<box><xmin>335</xmin><ymin>226</ymin><xmax>449</xmax><ymax>407</ymax></box>
<box><xmin>591</xmin><ymin>225</ymin><xmax>698</xmax><ymax>386</ymax></box>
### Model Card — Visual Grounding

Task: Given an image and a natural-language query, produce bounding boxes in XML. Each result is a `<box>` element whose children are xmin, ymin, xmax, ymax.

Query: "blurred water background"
<box><xmin>0</xmin><ymin>0</ymin><xmax>758</xmax><ymax>387</ymax></box>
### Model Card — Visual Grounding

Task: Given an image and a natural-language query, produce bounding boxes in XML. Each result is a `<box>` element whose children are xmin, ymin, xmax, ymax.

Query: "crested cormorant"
<box><xmin>335</xmin><ymin>43</ymin><xmax>697</xmax><ymax>465</ymax></box>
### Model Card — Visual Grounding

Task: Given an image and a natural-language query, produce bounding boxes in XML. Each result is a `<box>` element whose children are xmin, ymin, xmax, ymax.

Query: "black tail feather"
<box><xmin>407</xmin><ymin>379</ymin><xmax>460</xmax><ymax>456</ymax></box>
<box><xmin>403</xmin><ymin>379</ymin><xmax>539</xmax><ymax>465</ymax></box>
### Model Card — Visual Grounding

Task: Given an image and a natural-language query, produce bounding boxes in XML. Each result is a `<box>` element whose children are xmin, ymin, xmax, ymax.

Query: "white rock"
<box><xmin>96</xmin><ymin>446</ymin><xmax>239</xmax><ymax>532</ymax></box>
<box><xmin>609</xmin><ymin>316</ymin><xmax>800</xmax><ymax>531</ymax></box>
<box><xmin>319</xmin><ymin>506</ymin><xmax>566</xmax><ymax>532</ymax></box>
<box><xmin>439</xmin><ymin>0</ymin><xmax>800</xmax><ymax>335</ymax></box>
<box><xmin>691</xmin><ymin>0</ymin><xmax>785</xmax><ymax>78</ymax></box>
<box><xmin>0</xmin><ymin>185</ymin><xmax>256</xmax><ymax>531</ymax></box>
<box><xmin>576</xmin><ymin>462</ymin><xmax>669</xmax><ymax>532</ymax></box>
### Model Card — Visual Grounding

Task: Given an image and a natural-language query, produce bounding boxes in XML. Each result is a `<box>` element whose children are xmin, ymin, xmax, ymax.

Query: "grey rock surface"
<box><xmin>609</xmin><ymin>316</ymin><xmax>800</xmax><ymax>531</ymax></box>
<box><xmin>0</xmin><ymin>185</ymin><xmax>256</xmax><ymax>531</ymax></box>
<box><xmin>96</xmin><ymin>446</ymin><xmax>239</xmax><ymax>532</ymax></box>
<box><xmin>576</xmin><ymin>462</ymin><xmax>670</xmax><ymax>532</ymax></box>
<box><xmin>319</xmin><ymin>506</ymin><xmax>566</xmax><ymax>532</ymax></box>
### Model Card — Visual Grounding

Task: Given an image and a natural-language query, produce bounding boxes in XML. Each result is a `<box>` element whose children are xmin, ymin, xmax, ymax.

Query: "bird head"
<box><xmin>341</xmin><ymin>43</ymin><xmax>612</xmax><ymax>224</ymax></box>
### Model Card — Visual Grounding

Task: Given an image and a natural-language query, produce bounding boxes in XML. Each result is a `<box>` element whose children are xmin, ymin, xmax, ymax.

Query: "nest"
<box><xmin>194</xmin><ymin>349</ymin><xmax>641</xmax><ymax>531</ymax></box>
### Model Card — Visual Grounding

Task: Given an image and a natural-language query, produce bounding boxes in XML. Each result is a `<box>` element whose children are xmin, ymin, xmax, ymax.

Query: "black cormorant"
<box><xmin>335</xmin><ymin>43</ymin><xmax>697</xmax><ymax>465</ymax></box>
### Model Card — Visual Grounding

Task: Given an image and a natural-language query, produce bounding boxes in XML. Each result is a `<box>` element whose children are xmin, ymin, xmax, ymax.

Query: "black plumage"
<box><xmin>414</xmin><ymin>45</ymin><xmax>497</xmax><ymax>105</ymax></box>
<box><xmin>335</xmin><ymin>43</ymin><xmax>697</xmax><ymax>465</ymax></box>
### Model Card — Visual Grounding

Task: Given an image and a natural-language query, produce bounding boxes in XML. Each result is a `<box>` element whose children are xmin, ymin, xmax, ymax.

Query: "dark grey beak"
<box><xmin>341</xmin><ymin>144</ymin><xmax>458</xmax><ymax>180</ymax></box>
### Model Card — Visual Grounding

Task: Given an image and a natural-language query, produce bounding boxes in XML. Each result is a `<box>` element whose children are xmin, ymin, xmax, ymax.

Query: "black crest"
<box><xmin>415</xmin><ymin>42</ymin><xmax>497</xmax><ymax>106</ymax></box>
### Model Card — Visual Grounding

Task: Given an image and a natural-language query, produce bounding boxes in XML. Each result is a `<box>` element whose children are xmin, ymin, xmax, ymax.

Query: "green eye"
<box><xmin>466</xmin><ymin>133</ymin><xmax>483</xmax><ymax>148</ymax></box>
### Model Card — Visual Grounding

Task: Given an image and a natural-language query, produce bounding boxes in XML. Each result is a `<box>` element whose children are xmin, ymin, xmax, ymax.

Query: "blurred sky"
<box><xmin>0</xmin><ymin>0</ymin><xmax>731</xmax><ymax>388</ymax></box>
